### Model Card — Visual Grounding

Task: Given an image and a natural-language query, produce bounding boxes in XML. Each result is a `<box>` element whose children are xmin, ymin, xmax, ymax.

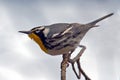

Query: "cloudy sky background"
<box><xmin>0</xmin><ymin>0</ymin><xmax>120</xmax><ymax>80</ymax></box>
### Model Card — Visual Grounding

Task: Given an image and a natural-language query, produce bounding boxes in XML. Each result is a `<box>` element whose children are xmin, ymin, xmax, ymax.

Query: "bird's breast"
<box><xmin>28</xmin><ymin>33</ymin><xmax>48</xmax><ymax>53</ymax></box>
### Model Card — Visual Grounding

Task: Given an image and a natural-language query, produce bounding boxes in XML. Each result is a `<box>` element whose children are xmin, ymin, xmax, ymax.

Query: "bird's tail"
<box><xmin>86</xmin><ymin>13</ymin><xmax>114</xmax><ymax>27</ymax></box>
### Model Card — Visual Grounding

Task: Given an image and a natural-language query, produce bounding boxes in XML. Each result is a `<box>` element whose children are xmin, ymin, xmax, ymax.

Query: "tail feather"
<box><xmin>87</xmin><ymin>13</ymin><xmax>114</xmax><ymax>25</ymax></box>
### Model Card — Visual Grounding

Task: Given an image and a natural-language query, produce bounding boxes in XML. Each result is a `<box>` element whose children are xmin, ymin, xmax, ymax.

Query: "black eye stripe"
<box><xmin>41</xmin><ymin>28</ymin><xmax>45</xmax><ymax>31</ymax></box>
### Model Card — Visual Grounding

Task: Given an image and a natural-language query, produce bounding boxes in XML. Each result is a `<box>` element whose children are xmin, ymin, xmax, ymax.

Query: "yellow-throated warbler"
<box><xmin>19</xmin><ymin>13</ymin><xmax>113</xmax><ymax>80</ymax></box>
<box><xmin>19</xmin><ymin>13</ymin><xmax>113</xmax><ymax>55</ymax></box>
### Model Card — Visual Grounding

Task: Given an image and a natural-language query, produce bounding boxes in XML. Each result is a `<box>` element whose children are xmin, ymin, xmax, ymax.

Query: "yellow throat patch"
<box><xmin>28</xmin><ymin>33</ymin><xmax>48</xmax><ymax>53</ymax></box>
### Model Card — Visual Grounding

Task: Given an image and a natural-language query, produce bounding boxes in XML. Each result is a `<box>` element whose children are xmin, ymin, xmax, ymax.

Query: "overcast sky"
<box><xmin>0</xmin><ymin>0</ymin><xmax>120</xmax><ymax>80</ymax></box>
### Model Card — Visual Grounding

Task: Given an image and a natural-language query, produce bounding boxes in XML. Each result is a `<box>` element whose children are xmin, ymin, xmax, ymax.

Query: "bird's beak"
<box><xmin>18</xmin><ymin>31</ymin><xmax>32</xmax><ymax>34</ymax></box>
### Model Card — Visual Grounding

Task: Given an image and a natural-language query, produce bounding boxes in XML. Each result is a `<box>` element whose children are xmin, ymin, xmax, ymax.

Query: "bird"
<box><xmin>19</xmin><ymin>13</ymin><xmax>113</xmax><ymax>80</ymax></box>
<box><xmin>19</xmin><ymin>13</ymin><xmax>113</xmax><ymax>55</ymax></box>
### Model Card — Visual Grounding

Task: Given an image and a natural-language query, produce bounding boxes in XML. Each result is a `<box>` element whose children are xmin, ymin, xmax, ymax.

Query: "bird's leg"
<box><xmin>68</xmin><ymin>50</ymin><xmax>81</xmax><ymax>79</ymax></box>
<box><xmin>68</xmin><ymin>45</ymin><xmax>91</xmax><ymax>80</ymax></box>
<box><xmin>69</xmin><ymin>45</ymin><xmax>86</xmax><ymax>62</ymax></box>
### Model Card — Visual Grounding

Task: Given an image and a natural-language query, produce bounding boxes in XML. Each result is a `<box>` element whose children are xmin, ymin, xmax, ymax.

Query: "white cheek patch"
<box><xmin>43</xmin><ymin>28</ymin><xmax>50</xmax><ymax>37</ymax></box>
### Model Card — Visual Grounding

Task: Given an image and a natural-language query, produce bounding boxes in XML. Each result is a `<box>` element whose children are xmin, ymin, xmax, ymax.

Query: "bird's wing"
<box><xmin>44</xmin><ymin>23</ymin><xmax>80</xmax><ymax>50</ymax></box>
<box><xmin>45</xmin><ymin>23</ymin><xmax>72</xmax><ymax>38</ymax></box>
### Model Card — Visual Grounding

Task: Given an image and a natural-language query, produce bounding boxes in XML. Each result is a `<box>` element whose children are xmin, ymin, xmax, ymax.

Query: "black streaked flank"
<box><xmin>34</xmin><ymin>29</ymin><xmax>75</xmax><ymax>50</ymax></box>
<box><xmin>34</xmin><ymin>30</ymin><xmax>52</xmax><ymax>49</ymax></box>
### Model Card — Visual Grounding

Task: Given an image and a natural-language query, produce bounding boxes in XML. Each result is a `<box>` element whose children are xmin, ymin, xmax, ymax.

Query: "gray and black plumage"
<box><xmin>19</xmin><ymin>13</ymin><xmax>114</xmax><ymax>80</ymax></box>
<box><xmin>19</xmin><ymin>13</ymin><xmax>113</xmax><ymax>55</ymax></box>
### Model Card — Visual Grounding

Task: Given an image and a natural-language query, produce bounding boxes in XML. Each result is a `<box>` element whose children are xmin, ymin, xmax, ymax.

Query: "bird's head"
<box><xmin>19</xmin><ymin>26</ymin><xmax>45</xmax><ymax>35</ymax></box>
<box><xmin>19</xmin><ymin>26</ymin><xmax>48</xmax><ymax>53</ymax></box>
<box><xmin>19</xmin><ymin>26</ymin><xmax>47</xmax><ymax>39</ymax></box>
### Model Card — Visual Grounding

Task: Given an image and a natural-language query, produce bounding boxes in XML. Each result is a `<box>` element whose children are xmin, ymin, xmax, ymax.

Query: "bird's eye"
<box><xmin>35</xmin><ymin>30</ymin><xmax>40</xmax><ymax>33</ymax></box>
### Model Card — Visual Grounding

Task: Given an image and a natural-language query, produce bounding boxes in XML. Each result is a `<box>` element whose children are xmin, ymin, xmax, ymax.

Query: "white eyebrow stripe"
<box><xmin>61</xmin><ymin>27</ymin><xmax>73</xmax><ymax>35</ymax></box>
<box><xmin>38</xmin><ymin>26</ymin><xmax>45</xmax><ymax>30</ymax></box>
